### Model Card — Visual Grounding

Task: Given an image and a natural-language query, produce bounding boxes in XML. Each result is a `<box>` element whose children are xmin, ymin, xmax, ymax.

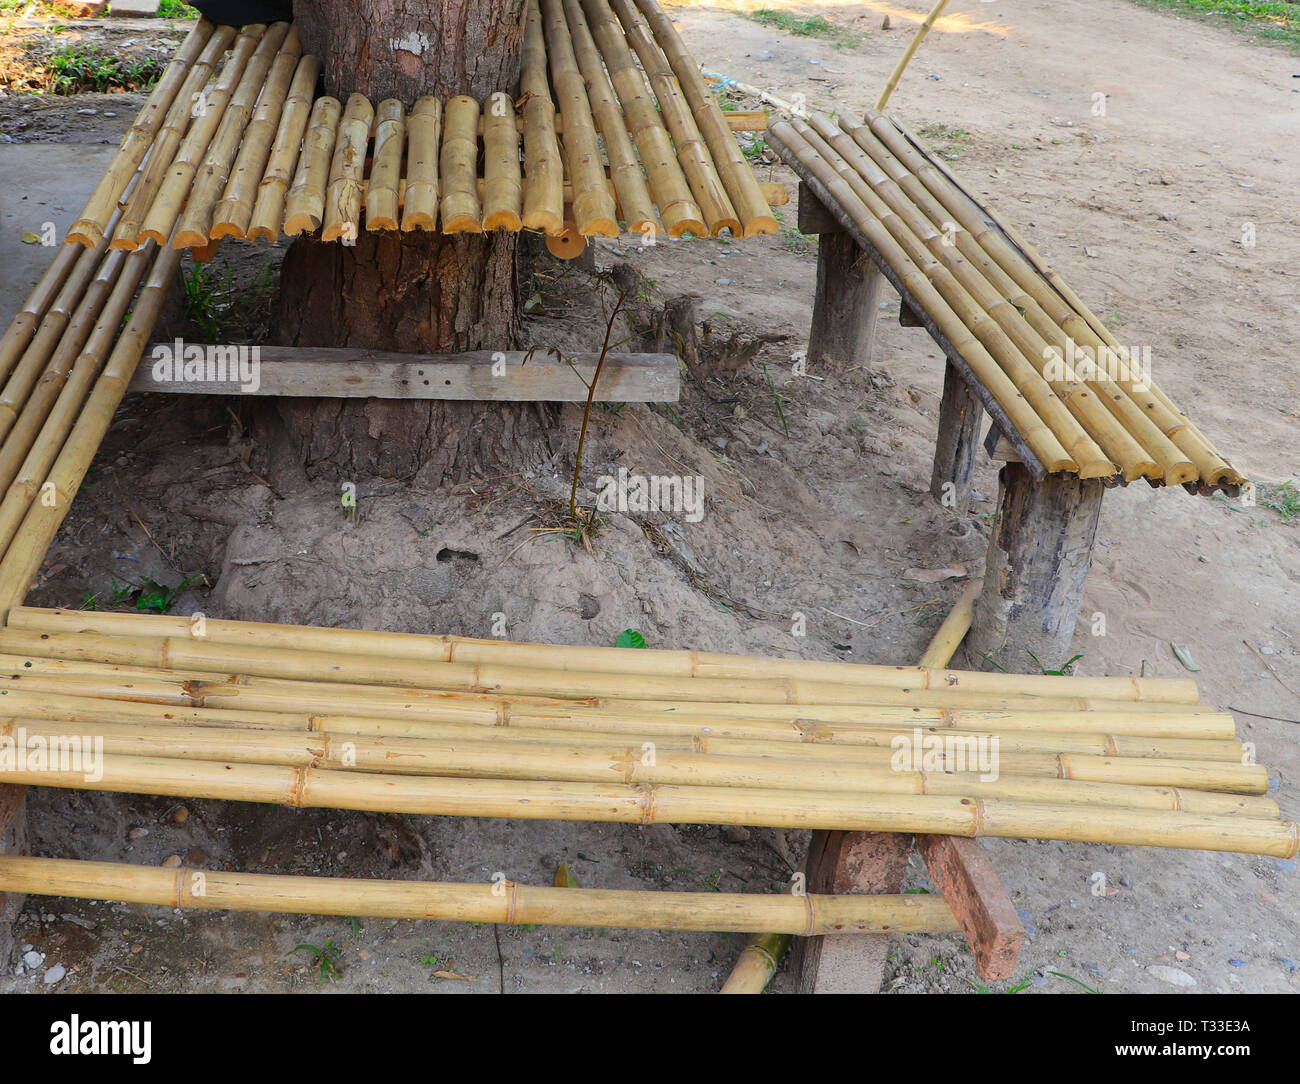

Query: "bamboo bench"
<box><xmin>769</xmin><ymin>114</ymin><xmax>1244</xmax><ymax>673</ymax></box>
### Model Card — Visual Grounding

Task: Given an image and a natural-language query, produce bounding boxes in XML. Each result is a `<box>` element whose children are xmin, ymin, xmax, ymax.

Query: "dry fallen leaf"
<box><xmin>433</xmin><ymin>970</ymin><xmax>476</xmax><ymax>982</ymax></box>
<box><xmin>903</xmin><ymin>564</ymin><xmax>968</xmax><ymax>583</ymax></box>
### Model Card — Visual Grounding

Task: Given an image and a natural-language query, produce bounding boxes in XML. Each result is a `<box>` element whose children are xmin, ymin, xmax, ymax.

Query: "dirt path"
<box><xmin>2</xmin><ymin>1</ymin><xmax>1297</xmax><ymax>994</ymax></box>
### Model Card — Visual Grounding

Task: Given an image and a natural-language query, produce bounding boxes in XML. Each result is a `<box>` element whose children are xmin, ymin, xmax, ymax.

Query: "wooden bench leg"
<box><xmin>917</xmin><ymin>834</ymin><xmax>1024</xmax><ymax>981</ymax></box>
<box><xmin>800</xmin><ymin>183</ymin><xmax>884</xmax><ymax>372</ymax></box>
<box><xmin>793</xmin><ymin>830</ymin><xmax>913</xmax><ymax>993</ymax></box>
<box><xmin>0</xmin><ymin>785</ymin><xmax>28</xmax><ymax>965</ymax></box>
<box><xmin>930</xmin><ymin>361</ymin><xmax>983</xmax><ymax>514</ymax></box>
<box><xmin>967</xmin><ymin>462</ymin><xmax>1104</xmax><ymax>673</ymax></box>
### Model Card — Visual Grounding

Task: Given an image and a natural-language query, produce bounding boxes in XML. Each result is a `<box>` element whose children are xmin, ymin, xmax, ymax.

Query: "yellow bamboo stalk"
<box><xmin>0</xmin><ymin>242</ymin><xmax>84</xmax><ymax>387</ymax></box>
<box><xmin>175</xmin><ymin>23</ymin><xmax>298</xmax><ymax>248</ymax></box>
<box><xmin>564</xmin><ymin>0</ymin><xmax>660</xmax><ymax>236</ymax></box>
<box><xmin>630</xmin><ymin>0</ymin><xmax>777</xmax><ymax>237</ymax></box>
<box><xmin>0</xmin><ymin>242</ymin><xmax>184</xmax><ymax>618</ymax></box>
<box><xmin>401</xmin><ymin>97</ymin><xmax>442</xmax><ymax>233</ymax></box>
<box><xmin>247</xmin><ymin>54</ymin><xmax>322</xmax><ymax>242</ymax></box>
<box><xmin>541</xmin><ymin>0</ymin><xmax>619</xmax><ymax>236</ymax></box>
<box><xmin>579</xmin><ymin>0</ymin><xmax>704</xmax><ymax>237</ymax></box>
<box><xmin>768</xmin><ymin>121</ymin><xmax>1077</xmax><ymax>473</ymax></box>
<box><xmin>439</xmin><ymin>95</ymin><xmax>483</xmax><ymax>234</ymax></box>
<box><xmin>876</xmin><ymin>0</ymin><xmax>952</xmax><ymax>110</ymax></box>
<box><xmin>8</xmin><ymin>607</ymin><xmax>1198</xmax><ymax>703</ymax></box>
<box><xmin>363</xmin><ymin>99</ymin><xmax>406</xmax><ymax>232</ymax></box>
<box><xmin>520</xmin><ymin>0</ymin><xmax>566</xmax><ymax>235</ymax></box>
<box><xmin>321</xmin><ymin>92</ymin><xmax>375</xmax><ymax>243</ymax></box>
<box><xmin>67</xmin><ymin>18</ymin><xmax>216</xmax><ymax>247</ymax></box>
<box><xmin>211</xmin><ymin>31</ymin><xmax>305</xmax><ymax>240</ymax></box>
<box><xmin>917</xmin><ymin>579</ymin><xmax>981</xmax><ymax>668</ymax></box>
<box><xmin>283</xmin><ymin>95</ymin><xmax>342</xmax><ymax>236</ymax></box>
<box><xmin>719</xmin><ymin>931</ymin><xmax>791</xmax><ymax>992</ymax></box>
<box><xmin>608</xmin><ymin>0</ymin><xmax>739</xmax><ymax>235</ymax></box>
<box><xmin>1</xmin><ymin>754</ymin><xmax>1293</xmax><ymax>856</ymax></box>
<box><xmin>480</xmin><ymin>93</ymin><xmax>523</xmax><ymax>232</ymax></box>
<box><xmin>0</xmin><ymin>856</ymin><xmax>960</xmax><ymax>935</ymax></box>
<box><xmin>113</xmin><ymin>25</ymin><xmax>238</xmax><ymax>251</ymax></box>
<box><xmin>138</xmin><ymin>24</ymin><xmax>268</xmax><ymax>246</ymax></box>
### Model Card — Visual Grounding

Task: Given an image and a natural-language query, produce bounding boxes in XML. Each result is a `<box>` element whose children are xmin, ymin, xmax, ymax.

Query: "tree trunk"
<box><xmin>268</xmin><ymin>0</ymin><xmax>555</xmax><ymax>485</ymax></box>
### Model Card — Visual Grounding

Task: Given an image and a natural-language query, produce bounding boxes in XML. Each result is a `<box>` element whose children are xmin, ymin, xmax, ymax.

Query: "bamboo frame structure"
<box><xmin>440</xmin><ymin>96</ymin><xmax>484</xmax><ymax>234</ymax></box>
<box><xmin>0</xmin><ymin>241</ymin><xmax>83</xmax><ymax>385</ymax></box>
<box><xmin>480</xmin><ymin>93</ymin><xmax>523</xmax><ymax>232</ymax></box>
<box><xmin>401</xmin><ymin>97</ymin><xmax>442</xmax><ymax>233</ymax></box>
<box><xmin>283</xmin><ymin>95</ymin><xmax>342</xmax><ymax>236</ymax></box>
<box><xmin>522</xmin><ymin>0</ymin><xmax>566</xmax><ymax>234</ymax></box>
<box><xmin>0</xmin><ymin>856</ymin><xmax>960</xmax><ymax>936</ymax></box>
<box><xmin>67</xmin><ymin>18</ymin><xmax>216</xmax><ymax>247</ymax></box>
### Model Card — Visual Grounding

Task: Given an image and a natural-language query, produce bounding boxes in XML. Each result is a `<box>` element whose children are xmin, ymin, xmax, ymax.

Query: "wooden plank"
<box><xmin>771</xmin><ymin>138</ymin><xmax>1046</xmax><ymax>481</ymax></box>
<box><xmin>930</xmin><ymin>360</ymin><xmax>983</xmax><ymax>513</ymax></box>
<box><xmin>968</xmin><ymin>461</ymin><xmax>1104</xmax><ymax>672</ymax></box>
<box><xmin>808</xmin><ymin>231</ymin><xmax>884</xmax><ymax>371</ymax></box>
<box><xmin>793</xmin><ymin>830</ymin><xmax>913</xmax><ymax>993</ymax></box>
<box><xmin>0</xmin><ymin>785</ymin><xmax>28</xmax><ymax>967</ymax></box>
<box><xmin>797</xmin><ymin>180</ymin><xmax>841</xmax><ymax>235</ymax></box>
<box><xmin>131</xmin><ymin>347</ymin><xmax>680</xmax><ymax>403</ymax></box>
<box><xmin>916</xmin><ymin>834</ymin><xmax>1024</xmax><ymax>981</ymax></box>
<box><xmin>899</xmin><ymin>300</ymin><xmax>924</xmax><ymax>327</ymax></box>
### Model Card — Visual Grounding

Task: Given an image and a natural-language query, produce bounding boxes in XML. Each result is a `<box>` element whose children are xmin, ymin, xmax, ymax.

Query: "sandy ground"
<box><xmin>0</xmin><ymin>0</ymin><xmax>1298</xmax><ymax>994</ymax></box>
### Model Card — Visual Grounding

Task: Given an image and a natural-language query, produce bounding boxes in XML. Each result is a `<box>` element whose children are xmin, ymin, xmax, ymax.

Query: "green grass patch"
<box><xmin>1127</xmin><ymin>0</ymin><xmax>1300</xmax><ymax>50</ymax></box>
<box><xmin>156</xmin><ymin>0</ymin><xmax>200</xmax><ymax>16</ymax></box>
<box><xmin>746</xmin><ymin>9</ymin><xmax>862</xmax><ymax>48</ymax></box>
<box><xmin>48</xmin><ymin>44</ymin><xmax>164</xmax><ymax>93</ymax></box>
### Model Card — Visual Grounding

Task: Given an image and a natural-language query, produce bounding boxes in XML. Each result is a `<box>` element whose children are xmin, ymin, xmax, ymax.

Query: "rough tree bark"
<box><xmin>268</xmin><ymin>0</ymin><xmax>560</xmax><ymax>485</ymax></box>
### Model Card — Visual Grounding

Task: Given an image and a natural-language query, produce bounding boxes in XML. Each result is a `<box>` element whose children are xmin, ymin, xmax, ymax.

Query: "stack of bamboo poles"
<box><xmin>0</xmin><ymin>607</ymin><xmax>1292</xmax><ymax>859</ymax></box>
<box><xmin>64</xmin><ymin>2</ymin><xmax>777</xmax><ymax>255</ymax></box>
<box><xmin>766</xmin><ymin>113</ymin><xmax>1243</xmax><ymax>489</ymax></box>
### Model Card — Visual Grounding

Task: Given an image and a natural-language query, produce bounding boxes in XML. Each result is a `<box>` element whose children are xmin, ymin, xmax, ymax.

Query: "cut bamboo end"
<box><xmin>546</xmin><ymin>224</ymin><xmax>589</xmax><ymax>260</ymax></box>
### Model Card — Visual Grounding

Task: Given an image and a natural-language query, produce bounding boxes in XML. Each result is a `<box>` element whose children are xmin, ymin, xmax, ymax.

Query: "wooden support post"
<box><xmin>916</xmin><ymin>834</ymin><xmax>1023</xmax><ymax>981</ymax></box>
<box><xmin>793</xmin><ymin>830</ymin><xmax>913</xmax><ymax>993</ymax></box>
<box><xmin>799</xmin><ymin>182</ymin><xmax>885</xmax><ymax>372</ymax></box>
<box><xmin>0</xmin><ymin>785</ymin><xmax>28</xmax><ymax>966</ymax></box>
<box><xmin>930</xmin><ymin>360</ymin><xmax>983</xmax><ymax>514</ymax></box>
<box><xmin>967</xmin><ymin>461</ymin><xmax>1104</xmax><ymax>673</ymax></box>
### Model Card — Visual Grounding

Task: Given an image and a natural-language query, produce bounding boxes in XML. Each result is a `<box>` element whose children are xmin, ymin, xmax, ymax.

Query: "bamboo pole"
<box><xmin>139</xmin><ymin>24</ymin><xmax>268</xmax><ymax>246</ymax></box>
<box><xmin>362</xmin><ymin>99</ymin><xmax>406</xmax><ymax>232</ymax></box>
<box><xmin>541</xmin><ymin>0</ymin><xmax>620</xmax><ymax>237</ymax></box>
<box><xmin>321</xmin><ymin>92</ymin><xmax>375</xmax><ymax>243</ymax></box>
<box><xmin>0</xmin><ymin>856</ymin><xmax>960</xmax><ymax>935</ymax></box>
<box><xmin>480</xmin><ymin>93</ymin><xmax>523</xmax><ymax>232</ymax></box>
<box><xmin>175</xmin><ymin>23</ymin><xmax>298</xmax><ymax>248</ymax></box>
<box><xmin>247</xmin><ymin>54</ymin><xmax>322</xmax><ymax>243</ymax></box>
<box><xmin>579</xmin><ymin>0</ymin><xmax>704</xmax><ymax>237</ymax></box>
<box><xmin>869</xmin><ymin>114</ymin><xmax>1240</xmax><ymax>486</ymax></box>
<box><xmin>283</xmin><ymin>95</ymin><xmax>342</xmax><ymax>236</ymax></box>
<box><xmin>0</xmin><ymin>242</ymin><xmax>184</xmax><ymax>617</ymax></box>
<box><xmin>0</xmin><ymin>247</ymin><xmax>152</xmax><ymax>503</ymax></box>
<box><xmin>113</xmin><ymin>25</ymin><xmax>238</xmax><ymax>250</ymax></box>
<box><xmin>67</xmin><ymin>18</ymin><xmax>216</xmax><ymax>247</ymax></box>
<box><xmin>795</xmin><ymin>116</ymin><xmax>1120</xmax><ymax>478</ymax></box>
<box><xmin>0</xmin><ymin>242</ymin><xmax>84</xmax><ymax>388</ymax></box>
<box><xmin>400</xmin><ymin>97</ymin><xmax>442</xmax><ymax>233</ymax></box>
<box><xmin>521</xmin><ymin>0</ymin><xmax>565</xmax><ymax>235</ymax></box>
<box><xmin>0</xmin><ymin>754</ymin><xmax>1292</xmax><ymax>856</ymax></box>
<box><xmin>439</xmin><ymin>95</ymin><xmax>483</xmax><ymax>234</ymax></box>
<box><xmin>720</xmin><ymin>931</ymin><xmax>790</xmax><ymax>992</ymax></box>
<box><xmin>630</xmin><ymin>0</ymin><xmax>777</xmax><ymax>237</ymax></box>
<box><xmin>564</xmin><ymin>0</ymin><xmax>660</xmax><ymax>237</ymax></box>
<box><xmin>876</xmin><ymin>0</ymin><xmax>951</xmax><ymax>110</ymax></box>
<box><xmin>8</xmin><ymin>607</ymin><xmax>1198</xmax><ymax>704</ymax></box>
<box><xmin>768</xmin><ymin>121</ymin><xmax>1079</xmax><ymax>474</ymax></box>
<box><xmin>917</xmin><ymin>579</ymin><xmax>980</xmax><ymax>668</ymax></box>
<box><xmin>212</xmin><ymin>31</ymin><xmax>306</xmax><ymax>240</ymax></box>
<box><xmin>2</xmin><ymin>718</ymin><xmax>1268</xmax><ymax>812</ymax></box>
<box><xmin>608</xmin><ymin>0</ymin><xmax>739</xmax><ymax>236</ymax></box>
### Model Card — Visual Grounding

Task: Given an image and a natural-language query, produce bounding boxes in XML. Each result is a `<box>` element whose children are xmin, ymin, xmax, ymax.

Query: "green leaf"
<box><xmin>616</xmin><ymin>629</ymin><xmax>646</xmax><ymax>649</ymax></box>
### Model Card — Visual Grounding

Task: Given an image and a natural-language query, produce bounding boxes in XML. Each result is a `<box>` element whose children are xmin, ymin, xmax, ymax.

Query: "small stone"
<box><xmin>1149</xmin><ymin>965</ymin><xmax>1196</xmax><ymax>988</ymax></box>
<box><xmin>161</xmin><ymin>854</ymin><xmax>182</xmax><ymax>868</ymax></box>
<box><xmin>184</xmin><ymin>847</ymin><xmax>210</xmax><ymax>866</ymax></box>
<box><xmin>131</xmin><ymin>944</ymin><xmax>143</xmax><ymax>954</ymax></box>
<box><xmin>43</xmin><ymin>964</ymin><xmax>66</xmax><ymax>985</ymax></box>
<box><xmin>1261</xmin><ymin>893</ymin><xmax>1278</xmax><ymax>903</ymax></box>
<box><xmin>1175</xmin><ymin>950</ymin><xmax>1190</xmax><ymax>960</ymax></box>
<box><xmin>128</xmin><ymin>827</ymin><xmax>149</xmax><ymax>840</ymax></box>
<box><xmin>715</xmin><ymin>278</ymin><xmax>733</xmax><ymax>286</ymax></box>
<box><xmin>1015</xmin><ymin>908</ymin><xmax>1036</xmax><ymax>938</ymax></box>
<box><xmin>1082</xmin><ymin>962</ymin><xmax>1104</xmax><ymax>977</ymax></box>
<box><xmin>76</xmin><ymin>108</ymin><xmax>98</xmax><ymax>116</ymax></box>
<box><xmin>1119</xmin><ymin>876</ymin><xmax>1131</xmax><ymax>887</ymax></box>
<box><xmin>22</xmin><ymin>950</ymin><xmax>43</xmax><ymax>969</ymax></box>
<box><xmin>1157</xmin><ymin>212</ymin><xmax>1177</xmax><ymax>221</ymax></box>
<box><xmin>723</xmin><ymin>825</ymin><xmax>751</xmax><ymax>844</ymax></box>
<box><xmin>173</xmin><ymin>806</ymin><xmax>189</xmax><ymax>824</ymax></box>
<box><xmin>103</xmin><ymin>112</ymin><xmax>117</xmax><ymax>118</ymax></box>
<box><xmin>1030</xmin><ymin>972</ymin><xmax>1048</xmax><ymax>986</ymax></box>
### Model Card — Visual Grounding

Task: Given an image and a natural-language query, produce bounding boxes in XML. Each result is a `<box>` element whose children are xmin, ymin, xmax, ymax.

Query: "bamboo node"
<box><xmin>290</xmin><ymin>765</ymin><xmax>309</xmax><ymax>807</ymax></box>
<box><xmin>802</xmin><ymin>893</ymin><xmax>817</xmax><ymax>937</ymax></box>
<box><xmin>505</xmin><ymin>880</ymin><xmax>520</xmax><ymax>925</ymax></box>
<box><xmin>636</xmin><ymin>782</ymin><xmax>658</xmax><ymax>824</ymax></box>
